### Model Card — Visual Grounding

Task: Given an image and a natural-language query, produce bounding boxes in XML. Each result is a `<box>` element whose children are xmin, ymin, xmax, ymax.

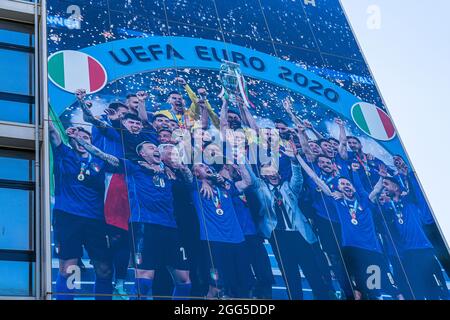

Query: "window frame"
<box><xmin>0</xmin><ymin>19</ymin><xmax>35</xmax><ymax>124</ymax></box>
<box><xmin>0</xmin><ymin>147</ymin><xmax>35</xmax><ymax>297</ymax></box>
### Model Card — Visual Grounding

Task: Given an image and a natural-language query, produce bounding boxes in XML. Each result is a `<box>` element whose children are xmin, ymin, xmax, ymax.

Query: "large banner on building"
<box><xmin>46</xmin><ymin>0</ymin><xmax>450</xmax><ymax>300</ymax></box>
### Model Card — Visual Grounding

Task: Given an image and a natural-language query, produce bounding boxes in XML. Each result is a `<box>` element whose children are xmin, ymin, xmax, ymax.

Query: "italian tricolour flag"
<box><xmin>48</xmin><ymin>50</ymin><xmax>107</xmax><ymax>94</ymax></box>
<box><xmin>351</xmin><ymin>102</ymin><xmax>396</xmax><ymax>141</ymax></box>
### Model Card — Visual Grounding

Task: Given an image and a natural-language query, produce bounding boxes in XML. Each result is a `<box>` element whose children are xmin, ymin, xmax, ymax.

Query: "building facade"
<box><xmin>0</xmin><ymin>0</ymin><xmax>449</xmax><ymax>300</ymax></box>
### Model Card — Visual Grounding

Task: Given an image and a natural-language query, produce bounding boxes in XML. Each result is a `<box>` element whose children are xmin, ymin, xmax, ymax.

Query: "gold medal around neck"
<box><xmin>77</xmin><ymin>173</ymin><xmax>85</xmax><ymax>181</ymax></box>
<box><xmin>351</xmin><ymin>218</ymin><xmax>358</xmax><ymax>225</ymax></box>
<box><xmin>216</xmin><ymin>208</ymin><xmax>224</xmax><ymax>216</ymax></box>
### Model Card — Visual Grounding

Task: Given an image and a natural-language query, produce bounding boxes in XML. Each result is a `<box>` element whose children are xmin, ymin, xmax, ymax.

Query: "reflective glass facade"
<box><xmin>0</xmin><ymin>0</ymin><xmax>449</xmax><ymax>300</ymax></box>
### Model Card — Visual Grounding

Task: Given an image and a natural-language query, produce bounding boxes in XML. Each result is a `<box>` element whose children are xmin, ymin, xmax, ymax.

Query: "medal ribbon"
<box><xmin>78</xmin><ymin>154</ymin><xmax>92</xmax><ymax>180</ymax></box>
<box><xmin>356</xmin><ymin>153</ymin><xmax>369</xmax><ymax>174</ymax></box>
<box><xmin>390</xmin><ymin>200</ymin><xmax>404</xmax><ymax>224</ymax></box>
<box><xmin>343</xmin><ymin>198</ymin><xmax>359</xmax><ymax>223</ymax></box>
<box><xmin>213</xmin><ymin>187</ymin><xmax>222</xmax><ymax>211</ymax></box>
<box><xmin>170</xmin><ymin>109</ymin><xmax>186</xmax><ymax>129</ymax></box>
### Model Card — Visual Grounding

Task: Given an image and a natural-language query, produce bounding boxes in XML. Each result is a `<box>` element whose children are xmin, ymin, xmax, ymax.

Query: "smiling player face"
<box><xmin>193</xmin><ymin>163</ymin><xmax>215</xmax><ymax>180</ymax></box>
<box><xmin>317</xmin><ymin>156</ymin><xmax>334</xmax><ymax>174</ymax></box>
<box><xmin>338</xmin><ymin>178</ymin><xmax>355</xmax><ymax>198</ymax></box>
<box><xmin>139</xmin><ymin>143</ymin><xmax>161</xmax><ymax>164</ymax></box>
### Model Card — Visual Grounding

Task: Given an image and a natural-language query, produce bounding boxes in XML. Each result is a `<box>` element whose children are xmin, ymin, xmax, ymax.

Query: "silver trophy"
<box><xmin>219</xmin><ymin>60</ymin><xmax>241</xmax><ymax>105</ymax></box>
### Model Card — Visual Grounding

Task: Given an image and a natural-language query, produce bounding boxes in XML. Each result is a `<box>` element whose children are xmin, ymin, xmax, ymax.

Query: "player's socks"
<box><xmin>94</xmin><ymin>277</ymin><xmax>113</xmax><ymax>300</ymax></box>
<box><xmin>132</xmin><ymin>278</ymin><xmax>153</xmax><ymax>300</ymax></box>
<box><xmin>172</xmin><ymin>282</ymin><xmax>192</xmax><ymax>300</ymax></box>
<box><xmin>55</xmin><ymin>273</ymin><xmax>75</xmax><ymax>300</ymax></box>
<box><xmin>115</xmin><ymin>278</ymin><xmax>125</xmax><ymax>288</ymax></box>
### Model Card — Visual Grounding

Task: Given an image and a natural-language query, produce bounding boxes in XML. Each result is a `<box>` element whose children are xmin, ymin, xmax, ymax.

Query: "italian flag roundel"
<box><xmin>351</xmin><ymin>102</ymin><xmax>396</xmax><ymax>141</ymax></box>
<box><xmin>48</xmin><ymin>50</ymin><xmax>107</xmax><ymax>94</ymax></box>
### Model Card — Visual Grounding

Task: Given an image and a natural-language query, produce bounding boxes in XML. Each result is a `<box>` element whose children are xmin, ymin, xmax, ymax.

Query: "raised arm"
<box><xmin>296</xmin><ymin>153</ymin><xmax>333</xmax><ymax>196</ymax></box>
<box><xmin>335</xmin><ymin>118</ymin><xmax>348</xmax><ymax>160</ymax></box>
<box><xmin>303</xmin><ymin>120</ymin><xmax>324</xmax><ymax>140</ymax></box>
<box><xmin>49</xmin><ymin>120</ymin><xmax>62</xmax><ymax>148</ymax></box>
<box><xmin>236</xmin><ymin>97</ymin><xmax>258</xmax><ymax>131</ymax></box>
<box><xmin>234</xmin><ymin>163</ymin><xmax>253</xmax><ymax>192</ymax></box>
<box><xmin>219</xmin><ymin>95</ymin><xmax>229</xmax><ymax>139</ymax></box>
<box><xmin>282</xmin><ymin>98</ymin><xmax>315</xmax><ymax>162</ymax></box>
<box><xmin>136</xmin><ymin>91</ymin><xmax>150</xmax><ymax>125</ymax></box>
<box><xmin>369</xmin><ymin>164</ymin><xmax>388</xmax><ymax>203</ymax></box>
<box><xmin>69</xmin><ymin>129</ymin><xmax>120</xmax><ymax>168</ymax></box>
<box><xmin>75</xmin><ymin>89</ymin><xmax>109</xmax><ymax>129</ymax></box>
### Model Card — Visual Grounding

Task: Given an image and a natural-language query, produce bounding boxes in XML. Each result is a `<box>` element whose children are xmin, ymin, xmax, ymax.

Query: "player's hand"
<box><xmin>200</xmin><ymin>180</ymin><xmax>214</xmax><ymax>199</ymax></box>
<box><xmin>104</xmin><ymin>108</ymin><xmax>119</xmax><ymax>120</ymax></box>
<box><xmin>282</xmin><ymin>98</ymin><xmax>293</xmax><ymax>114</ymax></box>
<box><xmin>303</xmin><ymin>120</ymin><xmax>313</xmax><ymax>129</ymax></box>
<box><xmin>215</xmin><ymin>174</ymin><xmax>225</xmax><ymax>185</ymax></box>
<box><xmin>136</xmin><ymin>91</ymin><xmax>148</xmax><ymax>102</ymax></box>
<box><xmin>197</xmin><ymin>87</ymin><xmax>208</xmax><ymax>97</ymax></box>
<box><xmin>174</xmin><ymin>77</ymin><xmax>186</xmax><ymax>86</ymax></box>
<box><xmin>335</xmin><ymin>118</ymin><xmax>345</xmax><ymax>127</ymax></box>
<box><xmin>66</xmin><ymin>127</ymin><xmax>78</xmax><ymax>138</ymax></box>
<box><xmin>297</xmin><ymin>122</ymin><xmax>306</xmax><ymax>133</ymax></box>
<box><xmin>332</xmin><ymin>191</ymin><xmax>344</xmax><ymax>200</ymax></box>
<box><xmin>75</xmin><ymin>89</ymin><xmax>86</xmax><ymax>101</ymax></box>
<box><xmin>378</xmin><ymin>164</ymin><xmax>388</xmax><ymax>177</ymax></box>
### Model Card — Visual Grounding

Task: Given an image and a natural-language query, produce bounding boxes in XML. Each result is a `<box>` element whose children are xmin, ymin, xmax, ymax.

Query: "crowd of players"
<box><xmin>49</xmin><ymin>76</ymin><xmax>450</xmax><ymax>300</ymax></box>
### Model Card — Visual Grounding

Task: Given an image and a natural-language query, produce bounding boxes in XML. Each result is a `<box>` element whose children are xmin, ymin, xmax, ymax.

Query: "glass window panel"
<box><xmin>0</xmin><ymin>261</ymin><xmax>34</xmax><ymax>296</ymax></box>
<box><xmin>0</xmin><ymin>151</ymin><xmax>34</xmax><ymax>182</ymax></box>
<box><xmin>0</xmin><ymin>49</ymin><xmax>34</xmax><ymax>96</ymax></box>
<box><xmin>0</xmin><ymin>99</ymin><xmax>34</xmax><ymax>124</ymax></box>
<box><xmin>0</xmin><ymin>20</ymin><xmax>33</xmax><ymax>47</ymax></box>
<box><xmin>0</xmin><ymin>188</ymin><xmax>33</xmax><ymax>251</ymax></box>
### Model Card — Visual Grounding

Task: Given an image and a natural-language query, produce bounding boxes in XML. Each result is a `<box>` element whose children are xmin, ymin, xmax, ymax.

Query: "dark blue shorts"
<box><xmin>201</xmin><ymin>240</ymin><xmax>253</xmax><ymax>298</ymax></box>
<box><xmin>53</xmin><ymin>210</ymin><xmax>112</xmax><ymax>262</ymax></box>
<box><xmin>131</xmin><ymin>222</ymin><xmax>189</xmax><ymax>271</ymax></box>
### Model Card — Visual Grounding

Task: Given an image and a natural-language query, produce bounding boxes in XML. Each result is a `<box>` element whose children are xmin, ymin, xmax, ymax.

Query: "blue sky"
<box><xmin>341</xmin><ymin>0</ymin><xmax>450</xmax><ymax>242</ymax></box>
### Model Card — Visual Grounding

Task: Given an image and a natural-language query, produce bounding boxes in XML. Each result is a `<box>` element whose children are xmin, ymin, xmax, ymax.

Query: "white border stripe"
<box><xmin>360</xmin><ymin>104</ymin><xmax>388</xmax><ymax>140</ymax></box>
<box><xmin>63</xmin><ymin>51</ymin><xmax>90</xmax><ymax>92</ymax></box>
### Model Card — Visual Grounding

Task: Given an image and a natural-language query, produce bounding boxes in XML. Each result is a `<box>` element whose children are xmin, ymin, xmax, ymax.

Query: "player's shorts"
<box><xmin>200</xmin><ymin>240</ymin><xmax>253</xmax><ymax>298</ymax></box>
<box><xmin>53</xmin><ymin>209</ymin><xmax>112</xmax><ymax>262</ymax></box>
<box><xmin>130</xmin><ymin>222</ymin><xmax>189</xmax><ymax>271</ymax></box>
<box><xmin>342</xmin><ymin>246</ymin><xmax>397</xmax><ymax>299</ymax></box>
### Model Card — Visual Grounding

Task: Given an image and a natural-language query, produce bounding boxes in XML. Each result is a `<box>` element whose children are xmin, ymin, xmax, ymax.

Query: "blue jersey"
<box><xmin>305</xmin><ymin>174</ymin><xmax>339</xmax><ymax>222</ymax></box>
<box><xmin>52</xmin><ymin>144</ymin><xmax>105</xmax><ymax>220</ymax></box>
<box><xmin>192</xmin><ymin>181</ymin><xmax>245</xmax><ymax>243</ymax></box>
<box><xmin>122</xmin><ymin>128</ymin><xmax>158</xmax><ymax>161</ymax></box>
<box><xmin>328</xmin><ymin>193</ymin><xmax>382</xmax><ymax>253</ymax></box>
<box><xmin>332</xmin><ymin>154</ymin><xmax>350</xmax><ymax>178</ymax></box>
<box><xmin>124</xmin><ymin>160</ymin><xmax>177</xmax><ymax>228</ymax></box>
<box><xmin>347</xmin><ymin>151</ymin><xmax>391</xmax><ymax>192</ymax></box>
<box><xmin>381</xmin><ymin>197</ymin><xmax>432</xmax><ymax>253</ymax></box>
<box><xmin>91</xmin><ymin>116</ymin><xmax>123</xmax><ymax>159</ymax></box>
<box><xmin>225</xmin><ymin>179</ymin><xmax>257</xmax><ymax>236</ymax></box>
<box><xmin>397</xmin><ymin>172</ymin><xmax>434</xmax><ymax>225</ymax></box>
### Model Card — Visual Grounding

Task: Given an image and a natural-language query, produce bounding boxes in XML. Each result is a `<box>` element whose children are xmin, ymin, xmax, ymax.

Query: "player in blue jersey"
<box><xmin>218</xmin><ymin>164</ymin><xmax>275</xmax><ymax>299</ymax></box>
<box><xmin>303</xmin><ymin>154</ymin><xmax>355</xmax><ymax>299</ymax></box>
<box><xmin>298</xmin><ymin>155</ymin><xmax>400</xmax><ymax>299</ymax></box>
<box><xmin>76</xmin><ymin>89</ymin><xmax>132</xmax><ymax>298</ymax></box>
<box><xmin>317</xmin><ymin>118</ymin><xmax>350</xmax><ymax>178</ymax></box>
<box><xmin>192</xmin><ymin>163</ymin><xmax>253</xmax><ymax>299</ymax></box>
<box><xmin>374</xmin><ymin>175</ymin><xmax>449</xmax><ymax>300</ymax></box>
<box><xmin>49</xmin><ymin>123</ymin><xmax>113</xmax><ymax>300</ymax></box>
<box><xmin>393</xmin><ymin>155</ymin><xmax>450</xmax><ymax>278</ymax></box>
<box><xmin>346</xmin><ymin>136</ymin><xmax>393</xmax><ymax>193</ymax></box>
<box><xmin>70</xmin><ymin>137</ymin><xmax>193</xmax><ymax>300</ymax></box>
